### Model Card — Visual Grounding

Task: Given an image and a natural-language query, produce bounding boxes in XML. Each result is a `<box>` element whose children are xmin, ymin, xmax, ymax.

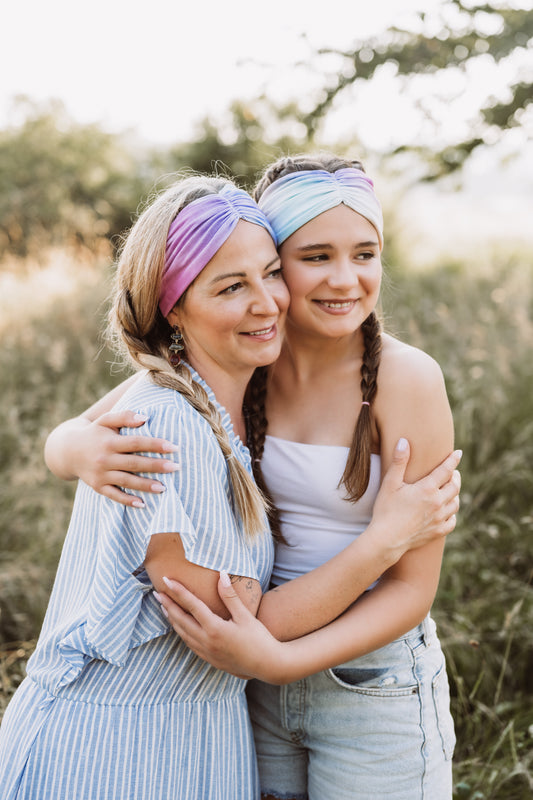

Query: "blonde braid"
<box><xmin>108</xmin><ymin>175</ymin><xmax>269</xmax><ymax>539</ymax></box>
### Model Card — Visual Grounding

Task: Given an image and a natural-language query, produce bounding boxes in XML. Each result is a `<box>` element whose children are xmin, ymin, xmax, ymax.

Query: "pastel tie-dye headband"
<box><xmin>258</xmin><ymin>168</ymin><xmax>383</xmax><ymax>248</ymax></box>
<box><xmin>159</xmin><ymin>184</ymin><xmax>276</xmax><ymax>316</ymax></box>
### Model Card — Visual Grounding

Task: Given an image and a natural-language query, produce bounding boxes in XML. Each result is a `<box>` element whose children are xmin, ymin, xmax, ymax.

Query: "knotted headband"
<box><xmin>258</xmin><ymin>168</ymin><xmax>383</xmax><ymax>248</ymax></box>
<box><xmin>159</xmin><ymin>184</ymin><xmax>277</xmax><ymax>316</ymax></box>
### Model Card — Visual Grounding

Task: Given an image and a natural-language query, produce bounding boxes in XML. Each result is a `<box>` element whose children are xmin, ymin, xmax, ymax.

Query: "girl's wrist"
<box><xmin>358</xmin><ymin>520</ymin><xmax>404</xmax><ymax>571</ymax></box>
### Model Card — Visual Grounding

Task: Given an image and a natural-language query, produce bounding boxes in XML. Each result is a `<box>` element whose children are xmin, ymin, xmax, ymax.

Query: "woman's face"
<box><xmin>169</xmin><ymin>220</ymin><xmax>289</xmax><ymax>381</ymax></box>
<box><xmin>278</xmin><ymin>204</ymin><xmax>382</xmax><ymax>340</ymax></box>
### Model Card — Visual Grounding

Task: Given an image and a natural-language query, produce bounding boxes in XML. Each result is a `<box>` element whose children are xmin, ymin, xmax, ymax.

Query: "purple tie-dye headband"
<box><xmin>258</xmin><ymin>168</ymin><xmax>384</xmax><ymax>248</ymax></box>
<box><xmin>159</xmin><ymin>184</ymin><xmax>276</xmax><ymax>316</ymax></box>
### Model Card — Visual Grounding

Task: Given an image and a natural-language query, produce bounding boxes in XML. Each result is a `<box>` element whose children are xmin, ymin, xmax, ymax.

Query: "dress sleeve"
<box><xmin>56</xmin><ymin>395</ymin><xmax>263</xmax><ymax>679</ymax></box>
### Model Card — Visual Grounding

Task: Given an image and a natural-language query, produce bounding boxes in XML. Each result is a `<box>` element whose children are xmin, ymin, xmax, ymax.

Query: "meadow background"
<box><xmin>1</xmin><ymin>2</ymin><xmax>532</xmax><ymax>797</ymax></box>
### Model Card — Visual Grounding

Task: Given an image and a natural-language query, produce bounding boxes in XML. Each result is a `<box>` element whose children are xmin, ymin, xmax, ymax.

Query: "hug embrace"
<box><xmin>0</xmin><ymin>153</ymin><xmax>461</xmax><ymax>799</ymax></box>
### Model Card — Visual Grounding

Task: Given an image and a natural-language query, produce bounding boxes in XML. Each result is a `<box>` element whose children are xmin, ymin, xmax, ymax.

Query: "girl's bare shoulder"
<box><xmin>378</xmin><ymin>333</ymin><xmax>446</xmax><ymax>402</ymax></box>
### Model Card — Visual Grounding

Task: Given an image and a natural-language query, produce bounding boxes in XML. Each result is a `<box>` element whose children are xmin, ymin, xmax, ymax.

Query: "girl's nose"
<box><xmin>327</xmin><ymin>258</ymin><xmax>358</xmax><ymax>289</ymax></box>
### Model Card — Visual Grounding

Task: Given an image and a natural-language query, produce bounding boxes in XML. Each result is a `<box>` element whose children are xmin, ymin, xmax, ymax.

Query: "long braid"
<box><xmin>108</xmin><ymin>176</ymin><xmax>270</xmax><ymax>540</ymax></box>
<box><xmin>245</xmin><ymin>367</ymin><xmax>284</xmax><ymax>542</ymax></box>
<box><xmin>341</xmin><ymin>310</ymin><xmax>383</xmax><ymax>501</ymax></box>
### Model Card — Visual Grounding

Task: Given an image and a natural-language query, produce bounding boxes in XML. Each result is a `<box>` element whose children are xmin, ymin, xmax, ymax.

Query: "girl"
<box><xmin>156</xmin><ymin>155</ymin><xmax>459</xmax><ymax>799</ymax></box>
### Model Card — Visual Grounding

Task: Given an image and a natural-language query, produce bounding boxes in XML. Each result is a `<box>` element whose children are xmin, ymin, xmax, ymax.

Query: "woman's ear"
<box><xmin>166</xmin><ymin>308</ymin><xmax>181</xmax><ymax>329</ymax></box>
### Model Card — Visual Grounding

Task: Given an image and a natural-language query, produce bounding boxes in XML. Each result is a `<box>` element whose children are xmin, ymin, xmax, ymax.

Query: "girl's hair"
<box><xmin>250</xmin><ymin>153</ymin><xmax>383</xmax><ymax>506</ymax></box>
<box><xmin>108</xmin><ymin>175</ymin><xmax>269</xmax><ymax>539</ymax></box>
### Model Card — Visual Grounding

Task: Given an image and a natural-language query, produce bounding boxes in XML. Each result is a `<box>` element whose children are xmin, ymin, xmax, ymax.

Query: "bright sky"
<box><xmin>3</xmin><ymin>0</ymin><xmax>532</xmax><ymax>254</ymax></box>
<box><xmin>3</xmin><ymin>0</ymin><xmax>449</xmax><ymax>146</ymax></box>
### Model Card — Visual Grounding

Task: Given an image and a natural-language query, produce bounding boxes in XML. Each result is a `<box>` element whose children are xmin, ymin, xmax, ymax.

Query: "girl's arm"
<box><xmin>44</xmin><ymin>374</ymin><xmax>180</xmax><ymax>503</ymax></box>
<box><xmin>258</xmin><ymin>343</ymin><xmax>454</xmax><ymax>646</ymax></box>
<box><xmin>156</xmin><ymin>345</ymin><xmax>456</xmax><ymax>680</ymax></box>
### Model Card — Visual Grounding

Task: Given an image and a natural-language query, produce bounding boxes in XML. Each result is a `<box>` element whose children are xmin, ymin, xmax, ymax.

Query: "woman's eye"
<box><xmin>220</xmin><ymin>282</ymin><xmax>242</xmax><ymax>295</ymax></box>
<box><xmin>357</xmin><ymin>251</ymin><xmax>376</xmax><ymax>262</ymax></box>
<box><xmin>268</xmin><ymin>267</ymin><xmax>284</xmax><ymax>279</ymax></box>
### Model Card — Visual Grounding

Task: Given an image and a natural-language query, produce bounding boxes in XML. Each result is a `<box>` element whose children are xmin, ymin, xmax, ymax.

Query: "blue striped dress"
<box><xmin>0</xmin><ymin>370</ymin><xmax>274</xmax><ymax>799</ymax></box>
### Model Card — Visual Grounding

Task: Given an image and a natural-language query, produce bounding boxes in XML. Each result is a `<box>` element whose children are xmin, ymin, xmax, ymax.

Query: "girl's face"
<box><xmin>169</xmin><ymin>220</ymin><xmax>289</xmax><ymax>381</ymax></box>
<box><xmin>279</xmin><ymin>204</ymin><xmax>382</xmax><ymax>340</ymax></box>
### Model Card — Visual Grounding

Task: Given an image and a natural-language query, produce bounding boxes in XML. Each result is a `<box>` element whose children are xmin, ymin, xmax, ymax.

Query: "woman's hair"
<box><xmin>250</xmin><ymin>153</ymin><xmax>383</xmax><ymax>506</ymax></box>
<box><xmin>108</xmin><ymin>175</ymin><xmax>269</xmax><ymax>539</ymax></box>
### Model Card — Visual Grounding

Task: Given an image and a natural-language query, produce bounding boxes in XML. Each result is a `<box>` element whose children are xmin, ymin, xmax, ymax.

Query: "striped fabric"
<box><xmin>0</xmin><ymin>370</ymin><xmax>273</xmax><ymax>799</ymax></box>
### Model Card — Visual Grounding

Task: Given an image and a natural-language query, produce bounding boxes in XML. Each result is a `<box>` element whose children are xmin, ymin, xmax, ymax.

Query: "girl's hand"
<box><xmin>155</xmin><ymin>574</ymin><xmax>287</xmax><ymax>684</ymax></box>
<box><xmin>66</xmin><ymin>410</ymin><xmax>179</xmax><ymax>506</ymax></box>
<box><xmin>372</xmin><ymin>439</ymin><xmax>462</xmax><ymax>559</ymax></box>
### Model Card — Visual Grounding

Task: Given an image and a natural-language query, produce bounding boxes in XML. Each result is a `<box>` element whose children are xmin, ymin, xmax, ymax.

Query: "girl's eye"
<box><xmin>356</xmin><ymin>251</ymin><xmax>376</xmax><ymax>262</ymax></box>
<box><xmin>303</xmin><ymin>254</ymin><xmax>328</xmax><ymax>263</ymax></box>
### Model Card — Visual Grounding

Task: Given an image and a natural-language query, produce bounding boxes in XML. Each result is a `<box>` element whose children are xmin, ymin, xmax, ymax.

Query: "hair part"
<box><xmin>108</xmin><ymin>174</ymin><xmax>269</xmax><ymax>539</ymax></box>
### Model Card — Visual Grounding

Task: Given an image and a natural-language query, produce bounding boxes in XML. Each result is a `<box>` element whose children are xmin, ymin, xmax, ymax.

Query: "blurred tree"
<box><xmin>153</xmin><ymin>100</ymin><xmax>311</xmax><ymax>191</ymax></box>
<box><xmin>0</xmin><ymin>97</ymin><xmax>148</xmax><ymax>260</ymax></box>
<box><xmin>298</xmin><ymin>0</ymin><xmax>533</xmax><ymax>178</ymax></box>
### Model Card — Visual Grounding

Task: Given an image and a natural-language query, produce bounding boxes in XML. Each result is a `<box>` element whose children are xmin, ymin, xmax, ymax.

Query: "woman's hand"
<box><xmin>371</xmin><ymin>438</ymin><xmax>462</xmax><ymax>561</ymax></box>
<box><xmin>46</xmin><ymin>410</ymin><xmax>180</xmax><ymax>507</ymax></box>
<box><xmin>155</xmin><ymin>574</ymin><xmax>288</xmax><ymax>684</ymax></box>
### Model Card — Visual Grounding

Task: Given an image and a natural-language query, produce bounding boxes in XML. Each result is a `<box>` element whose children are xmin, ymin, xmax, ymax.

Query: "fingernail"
<box><xmin>161</xmin><ymin>442</ymin><xmax>180</xmax><ymax>452</ymax></box>
<box><xmin>153</xmin><ymin>591</ymin><xmax>163</xmax><ymax>603</ymax></box>
<box><xmin>455</xmin><ymin>449</ymin><xmax>463</xmax><ymax>460</ymax></box>
<box><xmin>131</xmin><ymin>498</ymin><xmax>145</xmax><ymax>508</ymax></box>
<box><xmin>151</xmin><ymin>482</ymin><xmax>166</xmax><ymax>493</ymax></box>
<box><xmin>162</xmin><ymin>462</ymin><xmax>180</xmax><ymax>472</ymax></box>
<box><xmin>396</xmin><ymin>437</ymin><xmax>408</xmax><ymax>452</ymax></box>
<box><xmin>133</xmin><ymin>413</ymin><xmax>148</xmax><ymax>422</ymax></box>
<box><xmin>160</xmin><ymin>605</ymin><xmax>169</xmax><ymax>618</ymax></box>
<box><xmin>220</xmin><ymin>569</ymin><xmax>231</xmax><ymax>587</ymax></box>
<box><xmin>162</xmin><ymin>576</ymin><xmax>173</xmax><ymax>589</ymax></box>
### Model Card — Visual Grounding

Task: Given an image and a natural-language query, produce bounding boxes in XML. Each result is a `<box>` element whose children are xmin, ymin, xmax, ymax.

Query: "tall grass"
<box><xmin>1</xmin><ymin>252</ymin><xmax>532</xmax><ymax>797</ymax></box>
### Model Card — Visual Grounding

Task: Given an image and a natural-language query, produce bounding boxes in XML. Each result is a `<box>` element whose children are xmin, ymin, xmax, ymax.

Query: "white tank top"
<box><xmin>262</xmin><ymin>435</ymin><xmax>381</xmax><ymax>586</ymax></box>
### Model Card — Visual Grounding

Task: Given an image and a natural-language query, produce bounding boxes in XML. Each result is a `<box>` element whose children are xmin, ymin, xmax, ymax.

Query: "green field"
<box><xmin>1</xmin><ymin>250</ymin><xmax>532</xmax><ymax>799</ymax></box>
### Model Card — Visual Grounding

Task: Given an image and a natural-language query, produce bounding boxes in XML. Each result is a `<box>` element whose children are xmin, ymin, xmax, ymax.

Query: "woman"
<box><xmin>41</xmin><ymin>160</ymin><xmax>461</xmax><ymax>799</ymax></box>
<box><xmin>0</xmin><ymin>176</ymin><xmax>289</xmax><ymax>799</ymax></box>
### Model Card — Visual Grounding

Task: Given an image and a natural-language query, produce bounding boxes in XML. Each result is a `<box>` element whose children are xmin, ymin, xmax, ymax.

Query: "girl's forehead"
<box><xmin>284</xmin><ymin>206</ymin><xmax>380</xmax><ymax>246</ymax></box>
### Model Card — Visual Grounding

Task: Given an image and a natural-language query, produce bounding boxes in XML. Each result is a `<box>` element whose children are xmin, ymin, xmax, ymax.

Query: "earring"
<box><xmin>169</xmin><ymin>326</ymin><xmax>185</xmax><ymax>367</ymax></box>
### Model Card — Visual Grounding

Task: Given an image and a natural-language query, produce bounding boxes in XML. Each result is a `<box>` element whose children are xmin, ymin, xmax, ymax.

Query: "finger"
<box><xmin>103</xmin><ymin>471</ymin><xmax>167</xmax><ymax>495</ymax></box>
<box><xmin>96</xmin><ymin>410</ymin><xmax>149</xmax><ymax>431</ymax></box>
<box><xmin>217</xmin><ymin>571</ymin><xmax>255</xmax><ymax>623</ymax></box>
<box><xmin>161</xmin><ymin>577</ymin><xmax>218</xmax><ymax>628</ymax></box>
<box><xmin>439</xmin><ymin>470</ymin><xmax>461</xmax><ymax>504</ymax></box>
<box><xmin>101</xmin><ymin>484</ymin><xmax>146</xmax><ymax>507</ymax></box>
<box><xmin>380</xmin><ymin>438</ymin><xmax>411</xmax><ymax>492</ymax></box>
<box><xmin>108</xmin><ymin>452</ymin><xmax>180</xmax><ymax>475</ymax></box>
<box><xmin>422</xmin><ymin>450</ymin><xmax>463</xmax><ymax>490</ymax></box>
<box><xmin>115</xmin><ymin>435</ymin><xmax>179</xmax><ymax>456</ymax></box>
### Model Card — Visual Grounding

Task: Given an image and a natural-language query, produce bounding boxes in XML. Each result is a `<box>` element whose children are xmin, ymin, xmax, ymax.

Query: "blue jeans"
<box><xmin>246</xmin><ymin>616</ymin><xmax>455</xmax><ymax>799</ymax></box>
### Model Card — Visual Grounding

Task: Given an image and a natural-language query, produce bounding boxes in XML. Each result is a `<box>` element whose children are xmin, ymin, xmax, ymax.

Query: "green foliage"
<box><xmin>300</xmin><ymin>0</ymin><xmax>533</xmax><ymax>177</ymax></box>
<box><xmin>0</xmin><ymin>276</ymin><xmax>124</xmax><ymax>643</ymax></box>
<box><xmin>1</xmin><ymin>249</ymin><xmax>532</xmax><ymax>794</ymax></box>
<box><xmin>382</xmin><ymin>255</ymin><xmax>533</xmax><ymax>798</ymax></box>
<box><xmin>0</xmin><ymin>99</ymin><xmax>313</xmax><ymax>264</ymax></box>
<box><xmin>0</xmin><ymin>97</ymin><xmax>148</xmax><ymax>259</ymax></box>
<box><xmin>151</xmin><ymin>100</ymin><xmax>312</xmax><ymax>191</ymax></box>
